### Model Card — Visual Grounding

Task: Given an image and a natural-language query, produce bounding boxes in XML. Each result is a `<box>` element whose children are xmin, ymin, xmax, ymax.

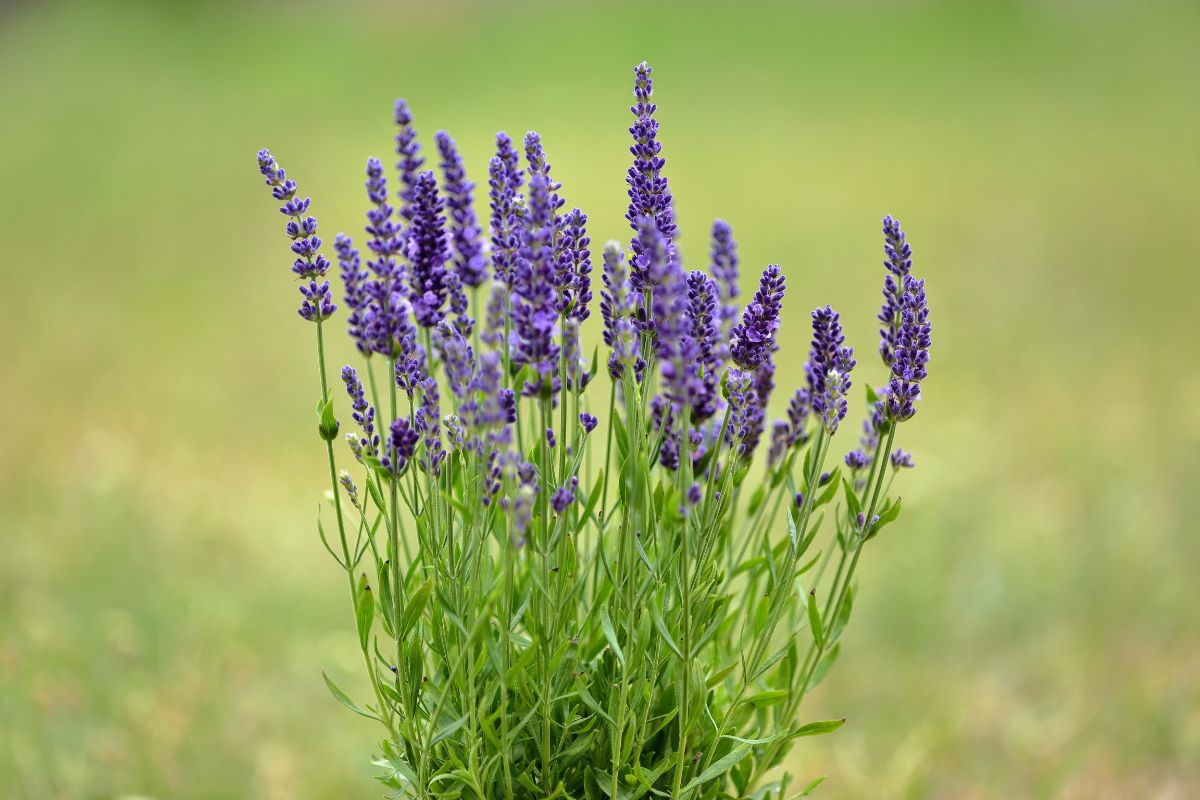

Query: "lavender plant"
<box><xmin>254</xmin><ymin>62</ymin><xmax>932</xmax><ymax>799</ymax></box>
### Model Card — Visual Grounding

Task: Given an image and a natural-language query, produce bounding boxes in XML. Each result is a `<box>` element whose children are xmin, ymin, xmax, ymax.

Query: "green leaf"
<box><xmin>680</xmin><ymin>743</ymin><xmax>752</xmax><ymax>794</ymax></box>
<box><xmin>721</xmin><ymin>730</ymin><xmax>788</xmax><ymax>746</ymax></box>
<box><xmin>796</xmin><ymin>776</ymin><xmax>826</xmax><ymax>796</ymax></box>
<box><xmin>574</xmin><ymin>677</ymin><xmax>615</xmax><ymax>726</ymax></box>
<box><xmin>793</xmin><ymin>718</ymin><xmax>845</xmax><ymax>737</ymax></box>
<box><xmin>322</xmin><ymin>671</ymin><xmax>380</xmax><ymax>721</ymax></box>
<box><xmin>746</xmin><ymin>485</ymin><xmax>767</xmax><ymax>517</ymax></box>
<box><xmin>866</xmin><ymin>496</ymin><xmax>902</xmax><ymax>541</ymax></box>
<box><xmin>355</xmin><ymin>574</ymin><xmax>374</xmax><ymax>649</ymax></box>
<box><xmin>400</xmin><ymin>577</ymin><xmax>432</xmax><ymax>638</ymax></box>
<box><xmin>841</xmin><ymin>477</ymin><xmax>862</xmax><ymax>518</ymax></box>
<box><xmin>744</xmin><ymin>689</ymin><xmax>789</xmax><ymax>707</ymax></box>
<box><xmin>706</xmin><ymin>660</ymin><xmax>738</xmax><ymax>688</ymax></box>
<box><xmin>365</xmin><ymin>476</ymin><xmax>388</xmax><ymax>513</ymax></box>
<box><xmin>431</xmin><ymin>713</ymin><xmax>469</xmax><ymax>745</ymax></box>
<box><xmin>613</xmin><ymin>413</ymin><xmax>630</xmax><ymax>461</ymax></box>
<box><xmin>810</xmin><ymin>642</ymin><xmax>840</xmax><ymax>689</ymax></box>
<box><xmin>751</xmin><ymin>640</ymin><xmax>793</xmax><ymax>681</ymax></box>
<box><xmin>582</xmin><ymin>471</ymin><xmax>606</xmax><ymax>523</ymax></box>
<box><xmin>814</xmin><ymin>468</ymin><xmax>841</xmax><ymax>507</ymax></box>
<box><xmin>805</xmin><ymin>589</ymin><xmax>823</xmax><ymax>648</ymax></box>
<box><xmin>650</xmin><ymin>604</ymin><xmax>682</xmax><ymax>660</ymax></box>
<box><xmin>318</xmin><ymin>396</ymin><xmax>339</xmax><ymax>441</ymax></box>
<box><xmin>599</xmin><ymin>606</ymin><xmax>625</xmax><ymax>667</ymax></box>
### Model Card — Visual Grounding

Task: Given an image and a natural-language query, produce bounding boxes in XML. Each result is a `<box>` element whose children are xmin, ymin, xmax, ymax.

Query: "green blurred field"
<box><xmin>2</xmin><ymin>0</ymin><xmax>1199</xmax><ymax>797</ymax></box>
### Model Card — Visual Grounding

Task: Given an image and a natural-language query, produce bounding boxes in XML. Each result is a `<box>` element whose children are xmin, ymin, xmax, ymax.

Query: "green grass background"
<box><xmin>2</xmin><ymin>0</ymin><xmax>1198</xmax><ymax>797</ymax></box>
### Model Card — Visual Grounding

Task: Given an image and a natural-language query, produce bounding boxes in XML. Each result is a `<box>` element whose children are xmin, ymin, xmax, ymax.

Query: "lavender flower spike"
<box><xmin>510</xmin><ymin>169</ymin><xmax>561</xmax><ymax>396</ymax></box>
<box><xmin>806</xmin><ymin>305</ymin><xmax>857</xmax><ymax>434</ymax></box>
<box><xmin>407</xmin><ymin>171</ymin><xmax>451</xmax><ymax>328</ymax></box>
<box><xmin>416</xmin><ymin>377</ymin><xmax>445</xmax><ymax>476</ymax></box>
<box><xmin>552</xmin><ymin>477</ymin><xmax>578</xmax><ymax>514</ymax></box>
<box><xmin>334</xmin><ymin>233</ymin><xmax>370</xmax><ymax>354</ymax></box>
<box><xmin>728</xmin><ymin>265</ymin><xmax>785</xmax><ymax>370</ymax></box>
<box><xmin>341</xmin><ymin>366</ymin><xmax>379</xmax><ymax>458</ymax></box>
<box><xmin>710</xmin><ymin>219</ymin><xmax>740</xmax><ymax>338</ymax></box>
<box><xmin>559</xmin><ymin>208</ymin><xmax>593</xmax><ymax>321</ymax></box>
<box><xmin>523</xmin><ymin>131</ymin><xmax>565</xmax><ymax>234</ymax></box>
<box><xmin>434</xmin><ymin>320</ymin><xmax>476</xmax><ymax>399</ymax></box>
<box><xmin>684</xmin><ymin>270</ymin><xmax>722</xmax><ymax>420</ymax></box>
<box><xmin>480</xmin><ymin>280</ymin><xmax>507</xmax><ymax>350</ymax></box>
<box><xmin>361</xmin><ymin>157</ymin><xmax>413</xmax><ymax>357</ymax></box>
<box><xmin>382</xmin><ymin>418</ymin><xmax>419</xmax><ymax>477</ymax></box>
<box><xmin>881</xmin><ymin>275</ymin><xmax>931</xmax><ymax>422</ymax></box>
<box><xmin>600</xmin><ymin>241</ymin><xmax>639</xmax><ymax>379</ymax></box>
<box><xmin>488</xmin><ymin>133</ymin><xmax>523</xmax><ymax>287</ymax></box>
<box><xmin>435</xmin><ymin>130</ymin><xmax>487</xmax><ymax>288</ymax></box>
<box><xmin>626</xmin><ymin>61</ymin><xmax>676</xmax><ymax>253</ymax></box>
<box><xmin>255</xmin><ymin>148</ymin><xmax>335</xmax><ymax>321</ymax></box>
<box><xmin>393</xmin><ymin>99</ymin><xmax>424</xmax><ymax>225</ymax></box>
<box><xmin>878</xmin><ymin>214</ymin><xmax>913</xmax><ymax>367</ymax></box>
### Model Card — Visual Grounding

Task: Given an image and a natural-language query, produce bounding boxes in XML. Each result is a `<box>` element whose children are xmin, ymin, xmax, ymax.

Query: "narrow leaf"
<box><xmin>793</xmin><ymin>718</ymin><xmax>845</xmax><ymax>737</ymax></box>
<box><xmin>681</xmin><ymin>743</ymin><xmax>752</xmax><ymax>793</ymax></box>
<box><xmin>599</xmin><ymin>606</ymin><xmax>625</xmax><ymax>667</ymax></box>
<box><xmin>355</xmin><ymin>575</ymin><xmax>374</xmax><ymax>649</ymax></box>
<box><xmin>322</xmin><ymin>671</ymin><xmax>380</xmax><ymax>721</ymax></box>
<box><xmin>805</xmin><ymin>589</ymin><xmax>823</xmax><ymax>648</ymax></box>
<box><xmin>400</xmin><ymin>577</ymin><xmax>432</xmax><ymax>638</ymax></box>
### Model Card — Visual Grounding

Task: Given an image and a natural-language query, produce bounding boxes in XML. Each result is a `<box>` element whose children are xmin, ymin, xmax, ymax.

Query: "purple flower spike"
<box><xmin>881</xmin><ymin>275</ymin><xmax>930</xmax><ymax>422</ymax></box>
<box><xmin>878</xmin><ymin>215</ymin><xmax>914</xmax><ymax>367</ymax></box>
<box><xmin>767</xmin><ymin>420</ymin><xmax>791</xmax><ymax>468</ymax></box>
<box><xmin>545</xmin><ymin>428</ymin><xmax>557</xmax><ymax>449</ymax></box>
<box><xmin>710</xmin><ymin>219</ymin><xmax>740</xmax><ymax>338</ymax></box>
<box><xmin>407</xmin><ymin>171</ymin><xmax>451</xmax><ymax>328</ymax></box>
<box><xmin>600</xmin><ymin>241</ymin><xmax>631</xmax><ymax>344</ymax></box>
<box><xmin>552</xmin><ymin>477</ymin><xmax>578</xmax><ymax>514</ymax></box>
<box><xmin>786</xmin><ymin>388</ymin><xmax>811</xmax><ymax>447</ymax></box>
<box><xmin>382</xmin><ymin>418</ymin><xmax>420</xmax><ymax>477</ymax></box>
<box><xmin>562</xmin><ymin>319</ymin><xmax>590</xmax><ymax>392</ymax></box>
<box><xmin>360</xmin><ymin>157</ymin><xmax>416</xmax><ymax>357</ymax></box>
<box><xmin>626</xmin><ymin>61</ymin><xmax>676</xmax><ymax>256</ymax></box>
<box><xmin>684</xmin><ymin>270</ymin><xmax>722</xmax><ymax>420</ymax></box>
<box><xmin>393</xmin><ymin>100</ymin><xmax>424</xmax><ymax>225</ymax></box>
<box><xmin>341</xmin><ymin>366</ymin><xmax>379</xmax><ymax>458</ymax></box>
<box><xmin>255</xmin><ymin>148</ymin><xmax>335</xmax><ymax>321</ymax></box>
<box><xmin>806</xmin><ymin>305</ymin><xmax>857</xmax><ymax>434</ymax></box>
<box><xmin>559</xmin><ymin>209</ymin><xmax>593</xmax><ymax>321</ymax></box>
<box><xmin>488</xmin><ymin>133</ymin><xmax>523</xmax><ymax>287</ymax></box>
<box><xmin>523</xmin><ymin>131</ymin><xmax>565</xmax><ymax>236</ymax></box>
<box><xmin>579</xmin><ymin>412</ymin><xmax>598</xmax><ymax>433</ymax></box>
<box><xmin>416</xmin><ymin>377</ymin><xmax>444</xmax><ymax>476</ymax></box>
<box><xmin>335</xmin><ymin>234</ymin><xmax>371</xmax><ymax>355</ymax></box>
<box><xmin>435</xmin><ymin>130</ymin><xmax>487</xmax><ymax>288</ymax></box>
<box><xmin>480</xmin><ymin>281</ymin><xmax>507</xmax><ymax>350</ymax></box>
<box><xmin>510</xmin><ymin>169</ymin><xmax>561</xmax><ymax>396</ymax></box>
<box><xmin>891</xmin><ymin>449</ymin><xmax>916</xmax><ymax>469</ymax></box>
<box><xmin>729</xmin><ymin>265</ymin><xmax>785</xmax><ymax>370</ymax></box>
<box><xmin>633</xmin><ymin>215</ymin><xmax>684</xmax><ymax>349</ymax></box>
<box><xmin>844</xmin><ymin>449</ymin><xmax>870</xmax><ymax>471</ymax></box>
<box><xmin>725</xmin><ymin>368</ymin><xmax>763</xmax><ymax>458</ymax></box>
<box><xmin>395</xmin><ymin>350</ymin><xmax>427</xmax><ymax>401</ymax></box>
<box><xmin>435</xmin><ymin>320</ymin><xmax>475</xmax><ymax>399</ymax></box>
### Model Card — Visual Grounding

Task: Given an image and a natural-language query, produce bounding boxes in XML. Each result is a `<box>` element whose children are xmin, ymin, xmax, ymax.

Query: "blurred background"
<box><xmin>2</xmin><ymin>0</ymin><xmax>1198</xmax><ymax>797</ymax></box>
